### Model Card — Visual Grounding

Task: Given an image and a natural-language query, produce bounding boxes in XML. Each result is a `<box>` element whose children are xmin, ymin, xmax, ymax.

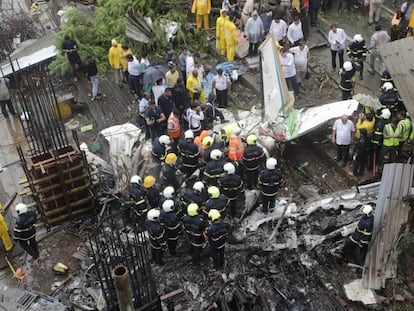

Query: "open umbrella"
<box><xmin>143</xmin><ymin>65</ymin><xmax>168</xmax><ymax>84</ymax></box>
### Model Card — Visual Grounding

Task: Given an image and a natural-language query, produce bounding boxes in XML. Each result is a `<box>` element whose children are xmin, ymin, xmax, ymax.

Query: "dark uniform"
<box><xmin>202</xmin><ymin>195</ymin><xmax>230</xmax><ymax>219</ymax></box>
<box><xmin>182</xmin><ymin>214</ymin><xmax>207</xmax><ymax>263</ymax></box>
<box><xmin>203</xmin><ymin>159</ymin><xmax>226</xmax><ymax>186</ymax></box>
<box><xmin>218</xmin><ymin>173</ymin><xmax>244</xmax><ymax>216</ymax></box>
<box><xmin>346</xmin><ymin>40</ymin><xmax>367</xmax><ymax>79</ymax></box>
<box><xmin>202</xmin><ymin>103</ymin><xmax>226</xmax><ymax>129</ymax></box>
<box><xmin>204</xmin><ymin>219</ymin><xmax>231</xmax><ymax>269</ymax></box>
<box><xmin>128</xmin><ymin>184</ymin><xmax>148</xmax><ymax>225</ymax></box>
<box><xmin>161</xmin><ymin>163</ymin><xmax>180</xmax><ymax>191</ymax></box>
<box><xmin>343</xmin><ymin>214</ymin><xmax>374</xmax><ymax>264</ymax></box>
<box><xmin>339</xmin><ymin>66</ymin><xmax>356</xmax><ymax>100</ymax></box>
<box><xmin>352</xmin><ymin>129</ymin><xmax>371</xmax><ymax>176</ymax></box>
<box><xmin>159</xmin><ymin>196</ymin><xmax>182</xmax><ymax>219</ymax></box>
<box><xmin>177</xmin><ymin>139</ymin><xmax>200</xmax><ymax>177</ymax></box>
<box><xmin>371</xmin><ymin>116</ymin><xmax>389</xmax><ymax>171</ymax></box>
<box><xmin>242</xmin><ymin>145</ymin><xmax>265</xmax><ymax>189</ymax></box>
<box><xmin>152</xmin><ymin>137</ymin><xmax>168</xmax><ymax>162</ymax></box>
<box><xmin>14</xmin><ymin>210</ymin><xmax>39</xmax><ymax>259</ymax></box>
<box><xmin>145</xmin><ymin>218</ymin><xmax>167</xmax><ymax>265</ymax></box>
<box><xmin>180</xmin><ymin>189</ymin><xmax>205</xmax><ymax>213</ymax></box>
<box><xmin>379</xmin><ymin>90</ymin><xmax>398</xmax><ymax>114</ymax></box>
<box><xmin>258</xmin><ymin>167</ymin><xmax>283</xmax><ymax>214</ymax></box>
<box><xmin>160</xmin><ymin>210</ymin><xmax>182</xmax><ymax>256</ymax></box>
<box><xmin>146</xmin><ymin>186</ymin><xmax>161</xmax><ymax>209</ymax></box>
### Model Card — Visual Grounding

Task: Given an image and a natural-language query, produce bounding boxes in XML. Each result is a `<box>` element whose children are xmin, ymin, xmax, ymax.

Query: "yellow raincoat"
<box><xmin>224</xmin><ymin>19</ymin><xmax>237</xmax><ymax>61</ymax></box>
<box><xmin>216</xmin><ymin>10</ymin><xmax>229</xmax><ymax>55</ymax></box>
<box><xmin>120</xmin><ymin>47</ymin><xmax>132</xmax><ymax>72</ymax></box>
<box><xmin>108</xmin><ymin>39</ymin><xmax>122</xmax><ymax>69</ymax></box>
<box><xmin>192</xmin><ymin>0</ymin><xmax>211</xmax><ymax>29</ymax></box>
<box><xmin>0</xmin><ymin>214</ymin><xmax>13</xmax><ymax>252</ymax></box>
<box><xmin>186</xmin><ymin>73</ymin><xmax>206</xmax><ymax>103</ymax></box>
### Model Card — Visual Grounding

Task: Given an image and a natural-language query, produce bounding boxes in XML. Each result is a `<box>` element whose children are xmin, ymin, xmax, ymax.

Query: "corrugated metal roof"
<box><xmin>379</xmin><ymin>37</ymin><xmax>414</xmax><ymax>116</ymax></box>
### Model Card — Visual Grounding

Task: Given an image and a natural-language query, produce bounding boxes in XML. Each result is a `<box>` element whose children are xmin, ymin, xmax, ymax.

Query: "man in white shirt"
<box><xmin>246</xmin><ymin>10</ymin><xmax>264</xmax><ymax>57</ymax></box>
<box><xmin>138</xmin><ymin>92</ymin><xmax>151</xmax><ymax>139</ymax></box>
<box><xmin>270</xmin><ymin>16</ymin><xmax>287</xmax><ymax>45</ymax></box>
<box><xmin>212</xmin><ymin>68</ymin><xmax>231</xmax><ymax>108</ymax></box>
<box><xmin>332</xmin><ymin>114</ymin><xmax>355</xmax><ymax>167</ymax></box>
<box><xmin>187</xmin><ymin>104</ymin><xmax>205</xmax><ymax>135</ymax></box>
<box><xmin>287</xmin><ymin>16</ymin><xmax>303</xmax><ymax>47</ymax></box>
<box><xmin>289</xmin><ymin>41</ymin><xmax>309</xmax><ymax>86</ymax></box>
<box><xmin>328</xmin><ymin>24</ymin><xmax>347</xmax><ymax>71</ymax></box>
<box><xmin>279</xmin><ymin>47</ymin><xmax>299</xmax><ymax>97</ymax></box>
<box><xmin>127</xmin><ymin>54</ymin><xmax>142</xmax><ymax>97</ymax></box>
<box><xmin>367</xmin><ymin>25</ymin><xmax>391</xmax><ymax>74</ymax></box>
<box><xmin>0</xmin><ymin>77</ymin><xmax>16</xmax><ymax>120</ymax></box>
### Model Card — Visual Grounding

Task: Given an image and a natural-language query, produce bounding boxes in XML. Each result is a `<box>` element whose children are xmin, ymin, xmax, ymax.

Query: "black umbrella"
<box><xmin>143</xmin><ymin>65</ymin><xmax>168</xmax><ymax>84</ymax></box>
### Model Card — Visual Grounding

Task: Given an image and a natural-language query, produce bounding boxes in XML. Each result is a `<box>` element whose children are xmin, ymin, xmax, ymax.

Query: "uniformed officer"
<box><xmin>145</xmin><ymin>209</ymin><xmax>168</xmax><ymax>266</ymax></box>
<box><xmin>346</xmin><ymin>34</ymin><xmax>367</xmax><ymax>80</ymax></box>
<box><xmin>177</xmin><ymin>130</ymin><xmax>200</xmax><ymax>177</ymax></box>
<box><xmin>143</xmin><ymin>175</ymin><xmax>161</xmax><ymax>209</ymax></box>
<box><xmin>203</xmin><ymin>149</ymin><xmax>226</xmax><ymax>186</ymax></box>
<box><xmin>14</xmin><ymin>203</ymin><xmax>39</xmax><ymax>261</ymax></box>
<box><xmin>204</xmin><ymin>209</ymin><xmax>230</xmax><ymax>269</ymax></box>
<box><xmin>218</xmin><ymin>162</ymin><xmax>244</xmax><ymax>217</ymax></box>
<box><xmin>152</xmin><ymin>135</ymin><xmax>171</xmax><ymax>162</ymax></box>
<box><xmin>258</xmin><ymin>158</ymin><xmax>283</xmax><ymax>214</ymax></box>
<box><xmin>339</xmin><ymin>61</ymin><xmax>356</xmax><ymax>100</ymax></box>
<box><xmin>128</xmin><ymin>175</ymin><xmax>148</xmax><ymax>225</ymax></box>
<box><xmin>242</xmin><ymin>134</ymin><xmax>265</xmax><ymax>189</ymax></box>
<box><xmin>160</xmin><ymin>200</ymin><xmax>183</xmax><ymax>256</ymax></box>
<box><xmin>202</xmin><ymin>186</ymin><xmax>230</xmax><ymax>219</ymax></box>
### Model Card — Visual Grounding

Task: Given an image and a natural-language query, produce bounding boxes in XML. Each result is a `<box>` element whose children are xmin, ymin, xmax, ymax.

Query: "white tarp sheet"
<box><xmin>100</xmin><ymin>123</ymin><xmax>141</xmax><ymax>157</ymax></box>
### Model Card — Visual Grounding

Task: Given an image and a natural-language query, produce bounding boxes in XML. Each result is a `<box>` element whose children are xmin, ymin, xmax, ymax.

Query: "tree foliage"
<box><xmin>49</xmin><ymin>0</ymin><xmax>209</xmax><ymax>78</ymax></box>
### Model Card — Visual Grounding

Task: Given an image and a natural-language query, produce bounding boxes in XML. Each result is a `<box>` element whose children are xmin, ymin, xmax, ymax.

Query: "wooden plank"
<box><xmin>44</xmin><ymin>196</ymin><xmax>93</xmax><ymax>217</ymax></box>
<box><xmin>160</xmin><ymin>288</ymin><xmax>184</xmax><ymax>301</ymax></box>
<box><xmin>36</xmin><ymin>175</ymin><xmax>87</xmax><ymax>194</ymax></box>
<box><xmin>1</xmin><ymin>193</ymin><xmax>18</xmax><ymax>215</ymax></box>
<box><xmin>47</xmin><ymin>206</ymin><xmax>93</xmax><ymax>225</ymax></box>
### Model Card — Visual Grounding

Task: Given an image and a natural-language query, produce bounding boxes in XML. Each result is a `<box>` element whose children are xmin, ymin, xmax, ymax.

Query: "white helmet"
<box><xmin>266</xmin><ymin>157</ymin><xmax>277</xmax><ymax>170</ymax></box>
<box><xmin>184</xmin><ymin>130</ymin><xmax>194</xmax><ymax>139</ymax></box>
<box><xmin>233</xmin><ymin>127</ymin><xmax>242</xmax><ymax>135</ymax></box>
<box><xmin>210</xmin><ymin>149</ymin><xmax>223</xmax><ymax>160</ymax></box>
<box><xmin>193</xmin><ymin>181</ymin><xmax>204</xmax><ymax>192</ymax></box>
<box><xmin>381</xmin><ymin>108</ymin><xmax>391</xmax><ymax>120</ymax></box>
<box><xmin>361</xmin><ymin>204</ymin><xmax>373</xmax><ymax>216</ymax></box>
<box><xmin>147</xmin><ymin>209</ymin><xmax>160</xmax><ymax>221</ymax></box>
<box><xmin>162</xmin><ymin>199</ymin><xmax>175</xmax><ymax>213</ymax></box>
<box><xmin>159</xmin><ymin>135</ymin><xmax>171</xmax><ymax>146</ymax></box>
<box><xmin>382</xmin><ymin>82</ymin><xmax>393</xmax><ymax>92</ymax></box>
<box><xmin>223</xmin><ymin>162</ymin><xmax>236</xmax><ymax>174</ymax></box>
<box><xmin>130</xmin><ymin>175</ymin><xmax>141</xmax><ymax>185</ymax></box>
<box><xmin>353</xmin><ymin>34</ymin><xmax>363</xmax><ymax>43</ymax></box>
<box><xmin>15</xmin><ymin>203</ymin><xmax>28</xmax><ymax>215</ymax></box>
<box><xmin>343</xmin><ymin>61</ymin><xmax>353</xmax><ymax>72</ymax></box>
<box><xmin>163</xmin><ymin>186</ymin><xmax>175</xmax><ymax>199</ymax></box>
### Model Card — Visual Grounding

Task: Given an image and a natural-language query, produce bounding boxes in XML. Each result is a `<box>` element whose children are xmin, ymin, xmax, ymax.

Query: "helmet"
<box><xmin>208</xmin><ymin>209</ymin><xmax>221</xmax><ymax>222</ymax></box>
<box><xmin>266</xmin><ymin>157</ymin><xmax>277</xmax><ymax>170</ymax></box>
<box><xmin>130</xmin><ymin>175</ymin><xmax>142</xmax><ymax>185</ymax></box>
<box><xmin>246</xmin><ymin>134</ymin><xmax>258</xmax><ymax>145</ymax></box>
<box><xmin>208</xmin><ymin>186</ymin><xmax>220</xmax><ymax>199</ymax></box>
<box><xmin>237</xmin><ymin>120</ymin><xmax>246</xmax><ymax>129</ymax></box>
<box><xmin>233</xmin><ymin>127</ymin><xmax>242</xmax><ymax>135</ymax></box>
<box><xmin>162</xmin><ymin>199</ymin><xmax>175</xmax><ymax>213</ymax></box>
<box><xmin>210</xmin><ymin>149</ymin><xmax>223</xmax><ymax>160</ymax></box>
<box><xmin>382</xmin><ymin>82</ymin><xmax>393</xmax><ymax>92</ymax></box>
<box><xmin>147</xmin><ymin>209</ymin><xmax>160</xmax><ymax>221</ymax></box>
<box><xmin>159</xmin><ymin>135</ymin><xmax>171</xmax><ymax>146</ymax></box>
<box><xmin>202</xmin><ymin>136</ymin><xmax>214</xmax><ymax>147</ymax></box>
<box><xmin>193</xmin><ymin>181</ymin><xmax>204</xmax><ymax>192</ymax></box>
<box><xmin>187</xmin><ymin>203</ymin><xmax>199</xmax><ymax>216</ymax></box>
<box><xmin>143</xmin><ymin>175</ymin><xmax>156</xmax><ymax>188</ymax></box>
<box><xmin>223</xmin><ymin>162</ymin><xmax>236</xmax><ymax>174</ymax></box>
<box><xmin>200</xmin><ymin>130</ymin><xmax>210</xmax><ymax>140</ymax></box>
<box><xmin>163</xmin><ymin>186</ymin><xmax>175</xmax><ymax>199</ymax></box>
<box><xmin>184</xmin><ymin>130</ymin><xmax>194</xmax><ymax>139</ymax></box>
<box><xmin>353</xmin><ymin>34</ymin><xmax>363</xmax><ymax>43</ymax></box>
<box><xmin>343</xmin><ymin>61</ymin><xmax>353</xmax><ymax>72</ymax></box>
<box><xmin>15</xmin><ymin>203</ymin><xmax>28</xmax><ymax>215</ymax></box>
<box><xmin>165</xmin><ymin>153</ymin><xmax>177</xmax><ymax>165</ymax></box>
<box><xmin>381</xmin><ymin>108</ymin><xmax>391</xmax><ymax>120</ymax></box>
<box><xmin>361</xmin><ymin>204</ymin><xmax>373</xmax><ymax>216</ymax></box>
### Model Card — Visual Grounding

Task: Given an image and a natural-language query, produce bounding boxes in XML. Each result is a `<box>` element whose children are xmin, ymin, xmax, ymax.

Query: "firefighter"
<box><xmin>224</xmin><ymin>14</ymin><xmax>238</xmax><ymax>62</ymax></box>
<box><xmin>0</xmin><ymin>213</ymin><xmax>13</xmax><ymax>252</ymax></box>
<box><xmin>204</xmin><ymin>209</ymin><xmax>230</xmax><ymax>269</ymax></box>
<box><xmin>203</xmin><ymin>149</ymin><xmax>226</xmax><ymax>186</ymax></box>
<box><xmin>182</xmin><ymin>203</ymin><xmax>208</xmax><ymax>264</ymax></box>
<box><xmin>352</xmin><ymin>128</ymin><xmax>371</xmax><ymax>176</ymax></box>
<box><xmin>143</xmin><ymin>175</ymin><xmax>161</xmax><ymax>209</ymax></box>
<box><xmin>152</xmin><ymin>135</ymin><xmax>171</xmax><ymax>162</ymax></box>
<box><xmin>202</xmin><ymin>186</ymin><xmax>230</xmax><ymax>219</ymax></box>
<box><xmin>128</xmin><ymin>175</ymin><xmax>148</xmax><ymax>225</ymax></box>
<box><xmin>379</xmin><ymin>118</ymin><xmax>400</xmax><ymax>166</ymax></box>
<box><xmin>339</xmin><ymin>61</ymin><xmax>356</xmax><ymax>100</ymax></box>
<box><xmin>347</xmin><ymin>34</ymin><xmax>367</xmax><ymax>80</ymax></box>
<box><xmin>379</xmin><ymin>82</ymin><xmax>399</xmax><ymax>114</ymax></box>
<box><xmin>242</xmin><ymin>134</ymin><xmax>265</xmax><ymax>189</ymax></box>
<box><xmin>161</xmin><ymin>153</ymin><xmax>180</xmax><ymax>191</ymax></box>
<box><xmin>201</xmin><ymin>136</ymin><xmax>215</xmax><ymax>164</ymax></box>
<box><xmin>145</xmin><ymin>209</ymin><xmax>167</xmax><ymax>266</ymax></box>
<box><xmin>371</xmin><ymin>108</ymin><xmax>391</xmax><ymax>174</ymax></box>
<box><xmin>178</xmin><ymin>130</ymin><xmax>200</xmax><ymax>177</ymax></box>
<box><xmin>219</xmin><ymin>162</ymin><xmax>244</xmax><ymax>217</ymax></box>
<box><xmin>159</xmin><ymin>186</ymin><xmax>182</xmax><ymax>218</ymax></box>
<box><xmin>14</xmin><ymin>203</ymin><xmax>39</xmax><ymax>261</ymax></box>
<box><xmin>258</xmin><ymin>158</ymin><xmax>283</xmax><ymax>214</ymax></box>
<box><xmin>160</xmin><ymin>200</ymin><xmax>183</xmax><ymax>256</ymax></box>
<box><xmin>180</xmin><ymin>181</ymin><xmax>206</xmax><ymax>212</ymax></box>
<box><xmin>396</xmin><ymin>111</ymin><xmax>412</xmax><ymax>161</ymax></box>
<box><xmin>228</xmin><ymin>127</ymin><xmax>244</xmax><ymax>163</ymax></box>
<box><xmin>342</xmin><ymin>205</ymin><xmax>374</xmax><ymax>264</ymax></box>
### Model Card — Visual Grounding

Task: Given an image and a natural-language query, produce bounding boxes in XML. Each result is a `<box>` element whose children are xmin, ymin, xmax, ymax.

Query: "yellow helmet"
<box><xmin>208</xmin><ymin>209</ymin><xmax>221</xmax><ymax>221</ymax></box>
<box><xmin>187</xmin><ymin>203</ymin><xmax>199</xmax><ymax>216</ymax></box>
<box><xmin>208</xmin><ymin>186</ymin><xmax>220</xmax><ymax>199</ymax></box>
<box><xmin>246</xmin><ymin>134</ymin><xmax>258</xmax><ymax>145</ymax></box>
<box><xmin>143</xmin><ymin>175</ymin><xmax>156</xmax><ymax>188</ymax></box>
<box><xmin>165</xmin><ymin>153</ymin><xmax>177</xmax><ymax>165</ymax></box>
<box><xmin>202</xmin><ymin>136</ymin><xmax>214</xmax><ymax>147</ymax></box>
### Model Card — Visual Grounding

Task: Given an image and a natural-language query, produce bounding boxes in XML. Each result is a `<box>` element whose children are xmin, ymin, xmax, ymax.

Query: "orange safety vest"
<box><xmin>167</xmin><ymin>112</ymin><xmax>181</xmax><ymax>139</ymax></box>
<box><xmin>228</xmin><ymin>135</ymin><xmax>244</xmax><ymax>161</ymax></box>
